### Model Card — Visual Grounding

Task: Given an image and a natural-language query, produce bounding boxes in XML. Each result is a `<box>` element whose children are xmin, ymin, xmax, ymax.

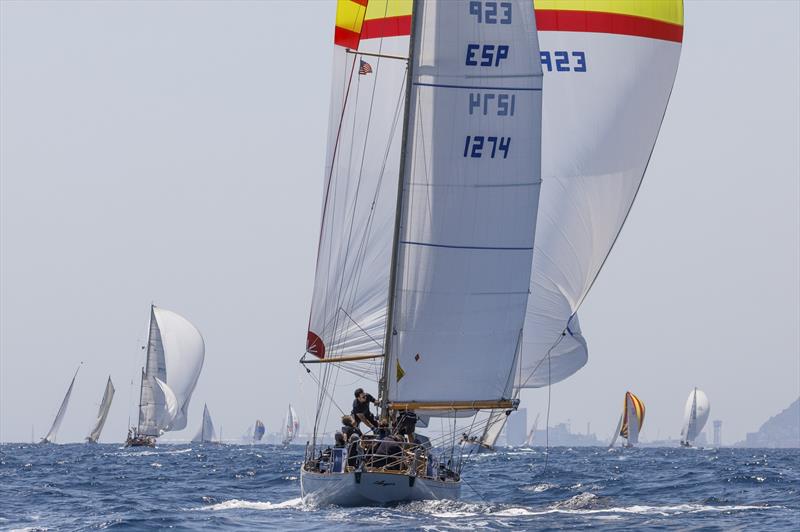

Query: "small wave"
<box><xmin>554</xmin><ymin>492</ymin><xmax>602</xmax><ymax>510</ymax></box>
<box><xmin>556</xmin><ymin>503</ymin><xmax>780</xmax><ymax>516</ymax></box>
<box><xmin>195</xmin><ymin>498</ymin><xmax>305</xmax><ymax>511</ymax></box>
<box><xmin>521</xmin><ymin>482</ymin><xmax>556</xmax><ymax>493</ymax></box>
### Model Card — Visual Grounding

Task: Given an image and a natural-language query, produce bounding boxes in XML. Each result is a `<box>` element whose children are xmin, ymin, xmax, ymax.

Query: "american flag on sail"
<box><xmin>358</xmin><ymin>59</ymin><xmax>373</xmax><ymax>75</ymax></box>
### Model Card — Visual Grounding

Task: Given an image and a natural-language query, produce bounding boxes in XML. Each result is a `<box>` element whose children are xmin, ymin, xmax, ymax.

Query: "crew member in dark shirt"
<box><xmin>351</xmin><ymin>387</ymin><xmax>378</xmax><ymax>430</ymax></box>
<box><xmin>341</xmin><ymin>415</ymin><xmax>363</xmax><ymax>440</ymax></box>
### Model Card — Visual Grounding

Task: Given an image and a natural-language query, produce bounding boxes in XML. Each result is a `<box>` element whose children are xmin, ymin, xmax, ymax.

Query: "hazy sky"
<box><xmin>1</xmin><ymin>1</ymin><xmax>798</xmax><ymax>445</ymax></box>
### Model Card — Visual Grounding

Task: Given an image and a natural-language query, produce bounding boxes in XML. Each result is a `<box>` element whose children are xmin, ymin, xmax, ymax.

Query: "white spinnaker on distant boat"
<box><xmin>283</xmin><ymin>404</ymin><xmax>299</xmax><ymax>443</ymax></box>
<box><xmin>518</xmin><ymin>2</ymin><xmax>684</xmax><ymax>388</ymax></box>
<box><xmin>192</xmin><ymin>404</ymin><xmax>216</xmax><ymax>443</ymax></box>
<box><xmin>681</xmin><ymin>388</ymin><xmax>710</xmax><ymax>444</ymax></box>
<box><xmin>138</xmin><ymin>306</ymin><xmax>204</xmax><ymax>436</ymax></box>
<box><xmin>305</xmin><ymin>20</ymin><xmax>409</xmax><ymax>362</ymax></box>
<box><xmin>42</xmin><ymin>365</ymin><xmax>81</xmax><ymax>443</ymax></box>
<box><xmin>86</xmin><ymin>376</ymin><xmax>115</xmax><ymax>443</ymax></box>
<box><xmin>386</xmin><ymin>0</ymin><xmax>543</xmax><ymax>407</ymax></box>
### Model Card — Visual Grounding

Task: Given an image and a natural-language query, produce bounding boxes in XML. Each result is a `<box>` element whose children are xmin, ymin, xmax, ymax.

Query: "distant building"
<box><xmin>530</xmin><ymin>422</ymin><xmax>603</xmax><ymax>447</ymax></box>
<box><xmin>713</xmin><ymin>420</ymin><xmax>722</xmax><ymax>446</ymax></box>
<box><xmin>506</xmin><ymin>408</ymin><xmax>527</xmax><ymax>447</ymax></box>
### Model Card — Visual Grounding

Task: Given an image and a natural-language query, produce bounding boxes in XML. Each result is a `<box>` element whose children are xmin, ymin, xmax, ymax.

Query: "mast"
<box><xmin>137</xmin><ymin>368</ymin><xmax>145</xmax><ymax>433</ymax></box>
<box><xmin>136</xmin><ymin>304</ymin><xmax>154</xmax><ymax>433</ymax></box>
<box><xmin>379</xmin><ymin>0</ymin><xmax>420</xmax><ymax>418</ymax></box>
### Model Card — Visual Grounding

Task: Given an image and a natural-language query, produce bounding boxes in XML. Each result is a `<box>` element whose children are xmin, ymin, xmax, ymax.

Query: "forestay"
<box><xmin>87</xmin><ymin>376</ymin><xmax>115</xmax><ymax>443</ymax></box>
<box><xmin>519</xmin><ymin>0</ymin><xmax>684</xmax><ymax>388</ymax></box>
<box><xmin>306</xmin><ymin>0</ymin><xmax>410</xmax><ymax>361</ymax></box>
<box><xmin>387</xmin><ymin>0</ymin><xmax>543</xmax><ymax>406</ymax></box>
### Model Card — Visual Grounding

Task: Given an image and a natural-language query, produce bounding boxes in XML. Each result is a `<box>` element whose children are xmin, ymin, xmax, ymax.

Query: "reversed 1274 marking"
<box><xmin>463</xmin><ymin>136</ymin><xmax>511</xmax><ymax>159</ymax></box>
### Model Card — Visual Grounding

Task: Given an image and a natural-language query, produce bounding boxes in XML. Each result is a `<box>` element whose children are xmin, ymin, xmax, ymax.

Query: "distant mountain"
<box><xmin>738</xmin><ymin>398</ymin><xmax>799</xmax><ymax>448</ymax></box>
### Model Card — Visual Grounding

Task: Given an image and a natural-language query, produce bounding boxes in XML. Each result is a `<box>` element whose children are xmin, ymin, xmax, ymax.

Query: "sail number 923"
<box><xmin>469</xmin><ymin>1</ymin><xmax>512</xmax><ymax>24</ymax></box>
<box><xmin>464</xmin><ymin>136</ymin><xmax>511</xmax><ymax>159</ymax></box>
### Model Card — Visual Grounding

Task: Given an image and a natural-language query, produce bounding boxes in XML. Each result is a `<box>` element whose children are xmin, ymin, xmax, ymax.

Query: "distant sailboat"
<box><xmin>192</xmin><ymin>404</ymin><xmax>217</xmax><ymax>444</ymax></box>
<box><xmin>86</xmin><ymin>376</ymin><xmax>115</xmax><ymax>444</ymax></box>
<box><xmin>41</xmin><ymin>364</ymin><xmax>81</xmax><ymax>444</ymax></box>
<box><xmin>609</xmin><ymin>391</ymin><xmax>645</xmax><ymax>448</ymax></box>
<box><xmin>282</xmin><ymin>405</ymin><xmax>298</xmax><ymax>446</ymax></box>
<box><xmin>126</xmin><ymin>305</ymin><xmax>205</xmax><ymax>447</ymax></box>
<box><xmin>524</xmin><ymin>413</ymin><xmax>540</xmax><ymax>447</ymax></box>
<box><xmin>254</xmin><ymin>419</ymin><xmax>265</xmax><ymax>442</ymax></box>
<box><xmin>680</xmin><ymin>388</ymin><xmax>710</xmax><ymax>447</ymax></box>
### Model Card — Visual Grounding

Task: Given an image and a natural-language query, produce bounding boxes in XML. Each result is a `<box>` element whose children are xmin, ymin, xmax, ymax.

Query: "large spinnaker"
<box><xmin>386</xmin><ymin>0</ymin><xmax>543</xmax><ymax>407</ymax></box>
<box><xmin>518</xmin><ymin>0</ymin><xmax>684</xmax><ymax>388</ymax></box>
<box><xmin>306</xmin><ymin>0</ymin><xmax>410</xmax><ymax>361</ymax></box>
<box><xmin>152</xmin><ymin>307</ymin><xmax>204</xmax><ymax>430</ymax></box>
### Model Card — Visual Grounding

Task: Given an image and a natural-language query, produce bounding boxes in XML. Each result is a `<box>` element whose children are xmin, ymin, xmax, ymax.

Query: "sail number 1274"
<box><xmin>464</xmin><ymin>136</ymin><xmax>511</xmax><ymax>159</ymax></box>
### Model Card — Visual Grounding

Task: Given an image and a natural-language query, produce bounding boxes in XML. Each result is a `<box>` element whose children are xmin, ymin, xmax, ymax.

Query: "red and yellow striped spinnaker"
<box><xmin>332</xmin><ymin>0</ymin><xmax>683</xmax><ymax>47</ymax></box>
<box><xmin>620</xmin><ymin>391</ymin><xmax>646</xmax><ymax>438</ymax></box>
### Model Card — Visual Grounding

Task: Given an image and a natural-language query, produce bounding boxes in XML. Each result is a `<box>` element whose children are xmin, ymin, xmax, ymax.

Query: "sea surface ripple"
<box><xmin>0</xmin><ymin>444</ymin><xmax>797</xmax><ymax>530</ymax></box>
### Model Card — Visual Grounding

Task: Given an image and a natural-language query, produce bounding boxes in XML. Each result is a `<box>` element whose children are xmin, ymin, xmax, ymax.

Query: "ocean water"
<box><xmin>0</xmin><ymin>443</ymin><xmax>797</xmax><ymax>530</ymax></box>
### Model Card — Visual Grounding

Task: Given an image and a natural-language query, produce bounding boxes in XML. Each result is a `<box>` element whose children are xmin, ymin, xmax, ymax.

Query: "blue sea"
<box><xmin>0</xmin><ymin>444</ymin><xmax>797</xmax><ymax>530</ymax></box>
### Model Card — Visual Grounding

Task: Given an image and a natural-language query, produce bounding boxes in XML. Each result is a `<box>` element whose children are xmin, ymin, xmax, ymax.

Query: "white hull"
<box><xmin>301</xmin><ymin>468</ymin><xmax>460</xmax><ymax>506</ymax></box>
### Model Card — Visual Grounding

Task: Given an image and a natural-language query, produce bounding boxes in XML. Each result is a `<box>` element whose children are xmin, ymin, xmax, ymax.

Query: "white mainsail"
<box><xmin>625</xmin><ymin>393</ymin><xmax>640</xmax><ymax>445</ymax></box>
<box><xmin>138</xmin><ymin>305</ymin><xmax>204</xmax><ymax>437</ymax></box>
<box><xmin>42</xmin><ymin>365</ymin><xmax>81</xmax><ymax>443</ymax></box>
<box><xmin>192</xmin><ymin>404</ymin><xmax>217</xmax><ymax>443</ymax></box>
<box><xmin>86</xmin><ymin>376</ymin><xmax>115</xmax><ymax>443</ymax></box>
<box><xmin>518</xmin><ymin>2</ymin><xmax>684</xmax><ymax>389</ymax></box>
<box><xmin>386</xmin><ymin>0</ymin><xmax>543</xmax><ymax>408</ymax></box>
<box><xmin>681</xmin><ymin>388</ymin><xmax>710</xmax><ymax>445</ymax></box>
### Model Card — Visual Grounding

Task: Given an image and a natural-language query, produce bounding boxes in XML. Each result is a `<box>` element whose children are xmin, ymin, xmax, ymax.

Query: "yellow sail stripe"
<box><xmin>536</xmin><ymin>0</ymin><xmax>683</xmax><ymax>27</ymax></box>
<box><xmin>336</xmin><ymin>0</ymin><xmax>682</xmax><ymax>26</ymax></box>
<box><xmin>334</xmin><ymin>0</ymin><xmax>683</xmax><ymax>44</ymax></box>
<box><xmin>364</xmin><ymin>0</ymin><xmax>413</xmax><ymax>20</ymax></box>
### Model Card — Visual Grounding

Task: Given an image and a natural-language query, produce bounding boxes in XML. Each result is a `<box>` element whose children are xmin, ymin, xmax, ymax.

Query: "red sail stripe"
<box><xmin>355</xmin><ymin>10</ymin><xmax>682</xmax><ymax>43</ymax></box>
<box><xmin>361</xmin><ymin>15</ymin><xmax>412</xmax><ymax>40</ymax></box>
<box><xmin>334</xmin><ymin>26</ymin><xmax>362</xmax><ymax>49</ymax></box>
<box><xmin>536</xmin><ymin>9</ymin><xmax>683</xmax><ymax>43</ymax></box>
